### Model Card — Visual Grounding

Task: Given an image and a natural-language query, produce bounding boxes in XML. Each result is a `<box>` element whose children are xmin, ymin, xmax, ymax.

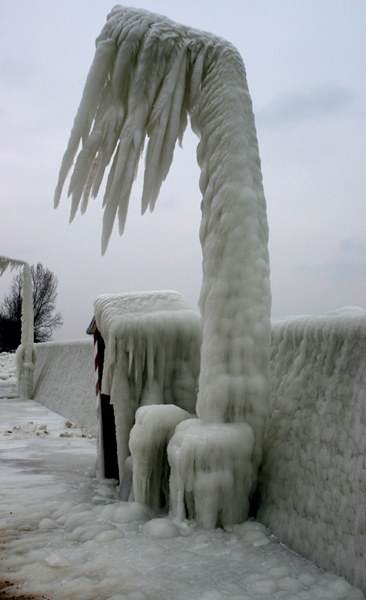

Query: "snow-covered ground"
<box><xmin>0</xmin><ymin>352</ymin><xmax>364</xmax><ymax>600</ymax></box>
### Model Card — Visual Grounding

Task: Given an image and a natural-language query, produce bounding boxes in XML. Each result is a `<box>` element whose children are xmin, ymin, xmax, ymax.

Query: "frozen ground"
<box><xmin>0</xmin><ymin>353</ymin><xmax>364</xmax><ymax>600</ymax></box>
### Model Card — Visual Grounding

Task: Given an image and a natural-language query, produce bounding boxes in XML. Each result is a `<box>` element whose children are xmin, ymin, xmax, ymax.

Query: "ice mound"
<box><xmin>168</xmin><ymin>419</ymin><xmax>254</xmax><ymax>528</ymax></box>
<box><xmin>232</xmin><ymin>520</ymin><xmax>271</xmax><ymax>547</ymax></box>
<box><xmin>129</xmin><ymin>404</ymin><xmax>192</xmax><ymax>509</ymax></box>
<box><xmin>142</xmin><ymin>518</ymin><xmax>179</xmax><ymax>539</ymax></box>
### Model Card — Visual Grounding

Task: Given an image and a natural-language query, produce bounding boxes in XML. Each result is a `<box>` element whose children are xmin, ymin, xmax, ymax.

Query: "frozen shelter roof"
<box><xmin>94</xmin><ymin>291</ymin><xmax>201</xmax><ymax>343</ymax></box>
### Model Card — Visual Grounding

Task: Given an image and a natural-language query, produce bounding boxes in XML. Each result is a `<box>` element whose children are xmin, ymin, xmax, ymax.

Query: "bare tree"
<box><xmin>0</xmin><ymin>263</ymin><xmax>63</xmax><ymax>350</ymax></box>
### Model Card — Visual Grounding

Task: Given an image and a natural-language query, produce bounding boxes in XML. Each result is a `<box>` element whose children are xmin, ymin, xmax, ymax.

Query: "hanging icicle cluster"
<box><xmin>0</xmin><ymin>256</ymin><xmax>26</xmax><ymax>276</ymax></box>
<box><xmin>54</xmin><ymin>6</ymin><xmax>242</xmax><ymax>254</ymax></box>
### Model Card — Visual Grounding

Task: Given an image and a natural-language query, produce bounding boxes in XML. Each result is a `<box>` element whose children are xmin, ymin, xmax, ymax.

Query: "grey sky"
<box><xmin>1</xmin><ymin>1</ymin><xmax>365</xmax><ymax>340</ymax></box>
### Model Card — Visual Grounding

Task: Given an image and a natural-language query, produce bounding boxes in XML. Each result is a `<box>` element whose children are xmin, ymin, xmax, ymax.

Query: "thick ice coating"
<box><xmin>94</xmin><ymin>291</ymin><xmax>201</xmax><ymax>481</ymax></box>
<box><xmin>55</xmin><ymin>6</ymin><xmax>271</xmax><ymax>520</ymax></box>
<box><xmin>168</xmin><ymin>419</ymin><xmax>254</xmax><ymax>528</ymax></box>
<box><xmin>129</xmin><ymin>404</ymin><xmax>192</xmax><ymax>509</ymax></box>
<box><xmin>258</xmin><ymin>307</ymin><xmax>366</xmax><ymax>592</ymax></box>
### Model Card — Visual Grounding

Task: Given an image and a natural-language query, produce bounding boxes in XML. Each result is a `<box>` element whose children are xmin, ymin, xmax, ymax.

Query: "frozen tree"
<box><xmin>55</xmin><ymin>7</ymin><xmax>271</xmax><ymax>523</ymax></box>
<box><xmin>0</xmin><ymin>256</ymin><xmax>36</xmax><ymax>398</ymax></box>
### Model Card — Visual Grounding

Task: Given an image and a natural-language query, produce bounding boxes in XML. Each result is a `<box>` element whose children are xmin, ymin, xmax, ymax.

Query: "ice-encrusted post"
<box><xmin>191</xmin><ymin>36</ymin><xmax>271</xmax><ymax>475</ymax></box>
<box><xmin>54</xmin><ymin>7</ymin><xmax>271</xmax><ymax>524</ymax></box>
<box><xmin>0</xmin><ymin>256</ymin><xmax>36</xmax><ymax>398</ymax></box>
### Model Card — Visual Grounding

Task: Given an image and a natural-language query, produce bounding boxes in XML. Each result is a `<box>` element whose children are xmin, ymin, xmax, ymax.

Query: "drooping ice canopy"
<box><xmin>55</xmin><ymin>6</ymin><xmax>271</xmax><ymax>524</ymax></box>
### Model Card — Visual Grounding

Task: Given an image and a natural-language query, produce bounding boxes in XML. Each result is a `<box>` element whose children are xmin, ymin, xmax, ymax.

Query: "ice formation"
<box><xmin>55</xmin><ymin>7</ymin><xmax>271</xmax><ymax>522</ymax></box>
<box><xmin>258</xmin><ymin>307</ymin><xmax>366</xmax><ymax>592</ymax></box>
<box><xmin>129</xmin><ymin>404</ymin><xmax>192</xmax><ymax>509</ymax></box>
<box><xmin>0</xmin><ymin>256</ymin><xmax>36</xmax><ymax>398</ymax></box>
<box><xmin>168</xmin><ymin>419</ymin><xmax>255</xmax><ymax>528</ymax></box>
<box><xmin>94</xmin><ymin>291</ymin><xmax>201</xmax><ymax>482</ymax></box>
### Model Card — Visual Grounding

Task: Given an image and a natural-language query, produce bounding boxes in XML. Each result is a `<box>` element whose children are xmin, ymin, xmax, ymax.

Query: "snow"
<box><xmin>0</xmin><ymin>351</ymin><xmax>17</xmax><ymax>394</ymax></box>
<box><xmin>55</xmin><ymin>7</ymin><xmax>271</xmax><ymax>519</ymax></box>
<box><xmin>94</xmin><ymin>291</ymin><xmax>201</xmax><ymax>483</ymax></box>
<box><xmin>1</xmin><ymin>351</ymin><xmax>364</xmax><ymax>600</ymax></box>
<box><xmin>258</xmin><ymin>307</ymin><xmax>366</xmax><ymax>592</ymax></box>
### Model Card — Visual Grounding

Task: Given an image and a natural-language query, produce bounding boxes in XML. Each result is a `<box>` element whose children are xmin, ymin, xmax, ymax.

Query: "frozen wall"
<box><xmin>33</xmin><ymin>339</ymin><xmax>97</xmax><ymax>435</ymax></box>
<box><xmin>258</xmin><ymin>308</ymin><xmax>366</xmax><ymax>593</ymax></box>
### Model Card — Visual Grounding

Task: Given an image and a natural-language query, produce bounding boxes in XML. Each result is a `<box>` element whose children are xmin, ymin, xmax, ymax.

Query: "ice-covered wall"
<box><xmin>33</xmin><ymin>339</ymin><xmax>97</xmax><ymax>435</ymax></box>
<box><xmin>258</xmin><ymin>307</ymin><xmax>366</xmax><ymax>593</ymax></box>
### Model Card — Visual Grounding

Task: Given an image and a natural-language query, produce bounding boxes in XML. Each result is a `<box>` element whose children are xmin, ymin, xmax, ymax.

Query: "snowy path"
<box><xmin>0</xmin><ymin>356</ymin><xmax>364</xmax><ymax>600</ymax></box>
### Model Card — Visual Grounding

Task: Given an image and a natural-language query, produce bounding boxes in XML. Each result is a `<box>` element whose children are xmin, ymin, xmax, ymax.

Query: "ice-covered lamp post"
<box><xmin>55</xmin><ymin>7</ymin><xmax>271</xmax><ymax>526</ymax></box>
<box><xmin>0</xmin><ymin>256</ymin><xmax>36</xmax><ymax>399</ymax></box>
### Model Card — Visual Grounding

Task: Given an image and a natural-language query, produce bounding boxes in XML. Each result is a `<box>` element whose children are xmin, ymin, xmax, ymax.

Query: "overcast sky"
<box><xmin>1</xmin><ymin>1</ymin><xmax>365</xmax><ymax>341</ymax></box>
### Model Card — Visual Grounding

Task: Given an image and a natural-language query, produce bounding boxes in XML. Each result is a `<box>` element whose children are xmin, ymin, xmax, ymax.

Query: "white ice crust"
<box><xmin>94</xmin><ymin>290</ymin><xmax>201</xmax><ymax>482</ymax></box>
<box><xmin>129</xmin><ymin>404</ymin><xmax>192</xmax><ymax>509</ymax></box>
<box><xmin>258</xmin><ymin>308</ymin><xmax>366</xmax><ymax>591</ymax></box>
<box><xmin>168</xmin><ymin>419</ymin><xmax>254</xmax><ymax>528</ymax></box>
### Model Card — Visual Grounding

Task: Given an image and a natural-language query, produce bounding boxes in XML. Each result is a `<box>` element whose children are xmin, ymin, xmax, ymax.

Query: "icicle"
<box><xmin>0</xmin><ymin>255</ymin><xmax>25</xmax><ymax>275</ymax></box>
<box><xmin>54</xmin><ymin>38</ymin><xmax>118</xmax><ymax>209</ymax></box>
